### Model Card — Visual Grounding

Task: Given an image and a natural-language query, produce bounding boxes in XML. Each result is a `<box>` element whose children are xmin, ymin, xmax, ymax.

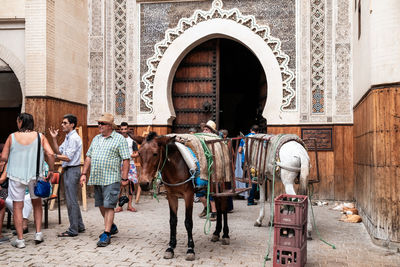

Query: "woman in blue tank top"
<box><xmin>0</xmin><ymin>113</ymin><xmax>55</xmax><ymax>248</ymax></box>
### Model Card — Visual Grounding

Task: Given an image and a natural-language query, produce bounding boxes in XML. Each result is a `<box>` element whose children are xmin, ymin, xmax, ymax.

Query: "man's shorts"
<box><xmin>195</xmin><ymin>177</ymin><xmax>213</xmax><ymax>200</ymax></box>
<box><xmin>8</xmin><ymin>179</ymin><xmax>39</xmax><ymax>201</ymax></box>
<box><xmin>94</xmin><ymin>182</ymin><xmax>120</xmax><ymax>208</ymax></box>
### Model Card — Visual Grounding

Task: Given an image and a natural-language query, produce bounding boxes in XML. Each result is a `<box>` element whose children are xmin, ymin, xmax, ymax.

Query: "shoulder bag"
<box><xmin>34</xmin><ymin>133</ymin><xmax>51</xmax><ymax>198</ymax></box>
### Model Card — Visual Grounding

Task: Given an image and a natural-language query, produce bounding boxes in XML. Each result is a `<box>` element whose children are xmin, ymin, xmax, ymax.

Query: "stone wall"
<box><xmin>25</xmin><ymin>0</ymin><xmax>88</xmax><ymax>104</ymax></box>
<box><xmin>53</xmin><ymin>0</ymin><xmax>88</xmax><ymax>104</ymax></box>
<box><xmin>0</xmin><ymin>0</ymin><xmax>25</xmax><ymax>18</ymax></box>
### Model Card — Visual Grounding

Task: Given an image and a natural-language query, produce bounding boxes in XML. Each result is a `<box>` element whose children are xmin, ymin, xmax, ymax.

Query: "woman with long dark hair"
<box><xmin>0</xmin><ymin>113</ymin><xmax>55</xmax><ymax>248</ymax></box>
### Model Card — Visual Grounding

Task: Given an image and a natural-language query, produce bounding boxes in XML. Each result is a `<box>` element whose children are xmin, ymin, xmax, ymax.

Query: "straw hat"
<box><xmin>97</xmin><ymin>113</ymin><xmax>118</xmax><ymax>129</ymax></box>
<box><xmin>203</xmin><ymin>120</ymin><xmax>218</xmax><ymax>134</ymax></box>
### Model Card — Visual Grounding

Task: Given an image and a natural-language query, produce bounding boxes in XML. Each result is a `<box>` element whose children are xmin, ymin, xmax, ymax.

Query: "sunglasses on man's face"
<box><xmin>98</xmin><ymin>122</ymin><xmax>108</xmax><ymax>126</ymax></box>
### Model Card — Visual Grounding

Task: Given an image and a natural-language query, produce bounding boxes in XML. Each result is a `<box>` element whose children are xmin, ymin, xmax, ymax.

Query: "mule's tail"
<box><xmin>298</xmin><ymin>151</ymin><xmax>310</xmax><ymax>196</ymax></box>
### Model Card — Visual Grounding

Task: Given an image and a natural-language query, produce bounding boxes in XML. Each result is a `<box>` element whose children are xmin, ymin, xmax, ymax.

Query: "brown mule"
<box><xmin>133</xmin><ymin>132</ymin><xmax>231</xmax><ymax>261</ymax></box>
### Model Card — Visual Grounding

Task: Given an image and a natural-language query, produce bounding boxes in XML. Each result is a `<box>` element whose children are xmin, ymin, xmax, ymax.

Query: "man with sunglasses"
<box><xmin>80</xmin><ymin>113</ymin><xmax>130</xmax><ymax>247</ymax></box>
<box><xmin>49</xmin><ymin>114</ymin><xmax>85</xmax><ymax>238</ymax></box>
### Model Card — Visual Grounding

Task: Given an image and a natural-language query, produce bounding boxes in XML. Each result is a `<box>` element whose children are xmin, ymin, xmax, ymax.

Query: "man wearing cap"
<box><xmin>201</xmin><ymin>120</ymin><xmax>219</xmax><ymax>135</ymax></box>
<box><xmin>80</xmin><ymin>113</ymin><xmax>130</xmax><ymax>247</ymax></box>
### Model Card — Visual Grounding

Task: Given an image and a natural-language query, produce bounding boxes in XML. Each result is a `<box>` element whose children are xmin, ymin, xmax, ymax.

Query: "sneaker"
<box><xmin>247</xmin><ymin>202</ymin><xmax>258</xmax><ymax>206</ymax></box>
<box><xmin>198</xmin><ymin>208</ymin><xmax>207</xmax><ymax>218</ymax></box>
<box><xmin>110</xmin><ymin>224</ymin><xmax>118</xmax><ymax>235</ymax></box>
<box><xmin>97</xmin><ymin>233</ymin><xmax>111</xmax><ymax>247</ymax></box>
<box><xmin>11</xmin><ymin>239</ymin><xmax>25</xmax><ymax>249</ymax></box>
<box><xmin>100</xmin><ymin>224</ymin><xmax>119</xmax><ymax>238</ymax></box>
<box><xmin>34</xmin><ymin>232</ymin><xmax>44</xmax><ymax>244</ymax></box>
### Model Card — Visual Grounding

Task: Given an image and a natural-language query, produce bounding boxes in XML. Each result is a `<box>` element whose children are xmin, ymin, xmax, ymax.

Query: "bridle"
<box><xmin>154</xmin><ymin>142</ymin><xmax>196</xmax><ymax>187</ymax></box>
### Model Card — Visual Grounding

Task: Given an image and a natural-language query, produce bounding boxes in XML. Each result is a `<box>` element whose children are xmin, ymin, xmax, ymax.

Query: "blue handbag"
<box><xmin>34</xmin><ymin>133</ymin><xmax>51</xmax><ymax>198</ymax></box>
<box><xmin>34</xmin><ymin>180</ymin><xmax>51</xmax><ymax>198</ymax></box>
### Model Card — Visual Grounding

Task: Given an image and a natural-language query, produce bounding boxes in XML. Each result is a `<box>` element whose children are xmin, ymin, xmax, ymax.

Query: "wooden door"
<box><xmin>172</xmin><ymin>39</ymin><xmax>219</xmax><ymax>133</ymax></box>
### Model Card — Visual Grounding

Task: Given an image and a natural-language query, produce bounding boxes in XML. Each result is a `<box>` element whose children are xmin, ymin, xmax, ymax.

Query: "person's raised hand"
<box><xmin>49</xmin><ymin>126</ymin><xmax>59</xmax><ymax>138</ymax></box>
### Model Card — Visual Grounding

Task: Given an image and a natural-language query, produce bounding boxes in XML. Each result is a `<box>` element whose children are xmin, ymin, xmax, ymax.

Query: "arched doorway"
<box><xmin>0</xmin><ymin>58</ymin><xmax>22</xmax><ymax>143</ymax></box>
<box><xmin>171</xmin><ymin>38</ymin><xmax>266</xmax><ymax>136</ymax></box>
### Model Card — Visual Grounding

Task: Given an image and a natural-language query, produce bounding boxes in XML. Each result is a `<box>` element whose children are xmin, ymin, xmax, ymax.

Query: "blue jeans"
<box><xmin>247</xmin><ymin>183</ymin><xmax>258</xmax><ymax>204</ymax></box>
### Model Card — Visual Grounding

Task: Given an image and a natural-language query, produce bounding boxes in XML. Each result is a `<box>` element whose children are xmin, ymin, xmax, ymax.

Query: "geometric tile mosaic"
<box><xmin>311</xmin><ymin>0</ymin><xmax>325</xmax><ymax>113</ymax></box>
<box><xmin>114</xmin><ymin>0</ymin><xmax>127</xmax><ymax>115</ymax></box>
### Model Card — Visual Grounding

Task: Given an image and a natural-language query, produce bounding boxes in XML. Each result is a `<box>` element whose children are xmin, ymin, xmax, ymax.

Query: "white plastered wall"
<box><xmin>353</xmin><ymin>0</ymin><xmax>400</xmax><ymax>105</ymax></box>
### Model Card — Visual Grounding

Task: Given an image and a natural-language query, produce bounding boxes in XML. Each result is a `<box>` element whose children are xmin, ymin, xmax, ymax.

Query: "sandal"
<box><xmin>115</xmin><ymin>207</ymin><xmax>123</xmax><ymax>213</ymax></box>
<box><xmin>57</xmin><ymin>231</ymin><xmax>77</xmax><ymax>237</ymax></box>
<box><xmin>127</xmin><ymin>207</ymin><xmax>137</xmax><ymax>212</ymax></box>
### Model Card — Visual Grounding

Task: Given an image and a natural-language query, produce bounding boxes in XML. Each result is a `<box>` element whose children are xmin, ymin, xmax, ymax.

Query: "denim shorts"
<box><xmin>94</xmin><ymin>182</ymin><xmax>120</xmax><ymax>208</ymax></box>
<box><xmin>195</xmin><ymin>177</ymin><xmax>213</xmax><ymax>200</ymax></box>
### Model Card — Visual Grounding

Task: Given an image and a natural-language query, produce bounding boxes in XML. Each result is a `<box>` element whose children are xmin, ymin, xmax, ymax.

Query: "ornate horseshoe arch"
<box><xmin>141</xmin><ymin>0</ymin><xmax>295</xmax><ymax>125</ymax></box>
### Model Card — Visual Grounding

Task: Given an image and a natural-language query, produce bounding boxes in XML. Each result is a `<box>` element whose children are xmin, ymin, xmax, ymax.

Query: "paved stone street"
<box><xmin>1</xmin><ymin>195</ymin><xmax>399</xmax><ymax>267</ymax></box>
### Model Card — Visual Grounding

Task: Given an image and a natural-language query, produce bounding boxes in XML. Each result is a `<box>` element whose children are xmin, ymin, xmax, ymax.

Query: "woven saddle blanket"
<box><xmin>167</xmin><ymin>133</ymin><xmax>232</xmax><ymax>183</ymax></box>
<box><xmin>246</xmin><ymin>134</ymin><xmax>307</xmax><ymax>181</ymax></box>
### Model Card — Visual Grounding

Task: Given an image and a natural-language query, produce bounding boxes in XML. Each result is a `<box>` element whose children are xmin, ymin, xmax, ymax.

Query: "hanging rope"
<box><xmin>152</xmin><ymin>144</ymin><xmax>169</xmax><ymax>202</ymax></box>
<box><xmin>263</xmin><ymin>162</ymin><xmax>276</xmax><ymax>266</ymax></box>
<box><xmin>308</xmin><ymin>183</ymin><xmax>336</xmax><ymax>249</ymax></box>
<box><xmin>194</xmin><ymin>133</ymin><xmax>215</xmax><ymax>235</ymax></box>
<box><xmin>262</xmin><ymin>134</ymin><xmax>284</xmax><ymax>265</ymax></box>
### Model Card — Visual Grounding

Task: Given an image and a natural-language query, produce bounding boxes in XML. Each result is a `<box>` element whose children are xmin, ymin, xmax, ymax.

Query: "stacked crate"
<box><xmin>273</xmin><ymin>194</ymin><xmax>308</xmax><ymax>267</ymax></box>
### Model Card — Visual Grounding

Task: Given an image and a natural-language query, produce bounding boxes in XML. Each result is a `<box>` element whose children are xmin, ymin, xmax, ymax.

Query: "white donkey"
<box><xmin>244</xmin><ymin>134</ymin><xmax>313</xmax><ymax>239</ymax></box>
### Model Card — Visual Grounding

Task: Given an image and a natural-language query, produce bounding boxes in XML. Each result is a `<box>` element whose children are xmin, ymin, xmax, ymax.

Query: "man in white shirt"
<box><xmin>49</xmin><ymin>114</ymin><xmax>85</xmax><ymax>237</ymax></box>
<box><xmin>115</xmin><ymin>122</ymin><xmax>140</xmax><ymax>212</ymax></box>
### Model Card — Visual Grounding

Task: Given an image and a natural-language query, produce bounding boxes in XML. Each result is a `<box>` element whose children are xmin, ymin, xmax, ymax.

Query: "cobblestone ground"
<box><xmin>1</xmin><ymin>195</ymin><xmax>399</xmax><ymax>266</ymax></box>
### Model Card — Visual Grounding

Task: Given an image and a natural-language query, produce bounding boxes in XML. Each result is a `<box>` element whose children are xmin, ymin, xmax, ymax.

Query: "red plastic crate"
<box><xmin>273</xmin><ymin>243</ymin><xmax>307</xmax><ymax>267</ymax></box>
<box><xmin>274</xmin><ymin>223</ymin><xmax>307</xmax><ymax>248</ymax></box>
<box><xmin>274</xmin><ymin>194</ymin><xmax>308</xmax><ymax>226</ymax></box>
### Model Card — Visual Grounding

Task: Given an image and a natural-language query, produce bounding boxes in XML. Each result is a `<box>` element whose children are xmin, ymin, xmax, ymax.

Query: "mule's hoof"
<box><xmin>307</xmin><ymin>233</ymin><xmax>312</xmax><ymax>243</ymax></box>
<box><xmin>163</xmin><ymin>249</ymin><xmax>174</xmax><ymax>259</ymax></box>
<box><xmin>254</xmin><ymin>221</ymin><xmax>262</xmax><ymax>227</ymax></box>
<box><xmin>221</xmin><ymin>237</ymin><xmax>230</xmax><ymax>245</ymax></box>
<box><xmin>211</xmin><ymin>234</ymin><xmax>219</xmax><ymax>242</ymax></box>
<box><xmin>185</xmin><ymin>253</ymin><xmax>195</xmax><ymax>261</ymax></box>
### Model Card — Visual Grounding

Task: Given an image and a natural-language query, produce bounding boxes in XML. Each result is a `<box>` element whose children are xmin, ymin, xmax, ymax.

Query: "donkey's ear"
<box><xmin>131</xmin><ymin>135</ymin><xmax>145</xmax><ymax>144</ymax></box>
<box><xmin>156</xmin><ymin>135</ymin><xmax>175</xmax><ymax>146</ymax></box>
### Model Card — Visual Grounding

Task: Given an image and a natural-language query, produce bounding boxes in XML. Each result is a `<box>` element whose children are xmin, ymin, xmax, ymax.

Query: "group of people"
<box><xmin>0</xmin><ymin>112</ymin><xmax>260</xmax><ymax>248</ymax></box>
<box><xmin>0</xmin><ymin>112</ymin><xmax>141</xmax><ymax>248</ymax></box>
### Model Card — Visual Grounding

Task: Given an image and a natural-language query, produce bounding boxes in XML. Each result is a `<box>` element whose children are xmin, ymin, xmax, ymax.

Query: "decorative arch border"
<box><xmin>0</xmin><ymin>43</ymin><xmax>25</xmax><ymax>110</ymax></box>
<box><xmin>141</xmin><ymin>0</ymin><xmax>295</xmax><ymax>119</ymax></box>
<box><xmin>141</xmin><ymin>0</ymin><xmax>295</xmax><ymax>113</ymax></box>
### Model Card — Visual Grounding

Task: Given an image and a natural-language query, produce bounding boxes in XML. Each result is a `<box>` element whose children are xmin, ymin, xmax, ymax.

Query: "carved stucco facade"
<box><xmin>88</xmin><ymin>0</ymin><xmax>353</xmax><ymax>125</ymax></box>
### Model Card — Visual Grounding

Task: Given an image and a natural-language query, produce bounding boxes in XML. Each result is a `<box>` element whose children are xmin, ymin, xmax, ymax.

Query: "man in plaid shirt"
<box><xmin>80</xmin><ymin>113</ymin><xmax>130</xmax><ymax>247</ymax></box>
